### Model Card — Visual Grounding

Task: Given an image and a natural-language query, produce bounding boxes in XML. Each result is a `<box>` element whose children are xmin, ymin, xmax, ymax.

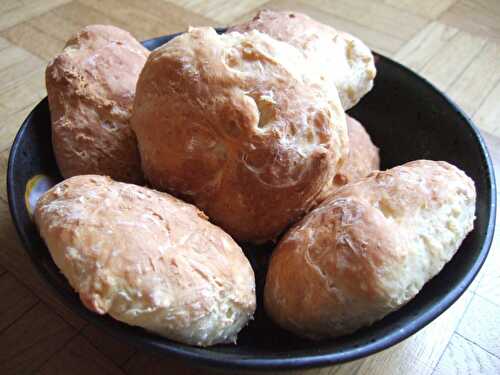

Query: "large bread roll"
<box><xmin>265</xmin><ymin>160</ymin><xmax>476</xmax><ymax>339</ymax></box>
<box><xmin>34</xmin><ymin>175</ymin><xmax>256</xmax><ymax>347</ymax></box>
<box><xmin>229</xmin><ymin>9</ymin><xmax>376</xmax><ymax>110</ymax></box>
<box><xmin>132</xmin><ymin>27</ymin><xmax>348</xmax><ymax>243</ymax></box>
<box><xmin>46</xmin><ymin>25</ymin><xmax>149</xmax><ymax>184</ymax></box>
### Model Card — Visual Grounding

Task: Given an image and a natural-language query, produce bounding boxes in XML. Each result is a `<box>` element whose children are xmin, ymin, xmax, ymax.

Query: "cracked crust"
<box><xmin>46</xmin><ymin>25</ymin><xmax>149</xmax><ymax>184</ymax></box>
<box><xmin>229</xmin><ymin>9</ymin><xmax>377</xmax><ymax>110</ymax></box>
<box><xmin>132</xmin><ymin>27</ymin><xmax>348</xmax><ymax>243</ymax></box>
<box><xmin>34</xmin><ymin>175</ymin><xmax>256</xmax><ymax>346</ymax></box>
<box><xmin>264</xmin><ymin>160</ymin><xmax>476</xmax><ymax>339</ymax></box>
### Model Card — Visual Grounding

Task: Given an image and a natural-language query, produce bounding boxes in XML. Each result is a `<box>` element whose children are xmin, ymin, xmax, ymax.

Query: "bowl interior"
<box><xmin>7</xmin><ymin>32</ymin><xmax>496</xmax><ymax>370</ymax></box>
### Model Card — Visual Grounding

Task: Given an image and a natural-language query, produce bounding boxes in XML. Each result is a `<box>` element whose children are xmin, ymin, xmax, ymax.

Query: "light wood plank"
<box><xmin>82</xmin><ymin>324</ymin><xmax>136</xmax><ymax>367</ymax></box>
<box><xmin>307</xmin><ymin>0</ymin><xmax>429</xmax><ymax>44</ymax></box>
<box><xmin>473</xmin><ymin>80</ymin><xmax>500</xmax><ymax>135</ymax></box>
<box><xmin>0</xmin><ymin>303</ymin><xmax>76</xmax><ymax>374</ymax></box>
<box><xmin>78</xmin><ymin>0</ymin><xmax>214</xmax><ymax>40</ymax></box>
<box><xmin>394</xmin><ymin>22</ymin><xmax>459</xmax><ymax>72</ymax></box>
<box><xmin>433</xmin><ymin>333</ymin><xmax>500</xmax><ymax>375</ymax></box>
<box><xmin>0</xmin><ymin>66</ymin><xmax>45</xmax><ymax>117</ymax></box>
<box><xmin>0</xmin><ymin>0</ymin><xmax>71</xmax><ymax>32</ymax></box>
<box><xmin>418</xmin><ymin>30</ymin><xmax>487</xmax><ymax>91</ymax></box>
<box><xmin>38</xmin><ymin>335</ymin><xmax>124</xmax><ymax>375</ymax></box>
<box><xmin>0</xmin><ymin>106</ymin><xmax>34</xmax><ymax>153</ymax></box>
<box><xmin>447</xmin><ymin>42</ymin><xmax>500</xmax><ymax>117</ymax></box>
<box><xmin>0</xmin><ymin>36</ymin><xmax>10</xmax><ymax>51</ymax></box>
<box><xmin>440</xmin><ymin>0</ymin><xmax>500</xmax><ymax>42</ymax></box>
<box><xmin>355</xmin><ymin>291</ymin><xmax>473</xmax><ymax>375</ymax></box>
<box><xmin>457</xmin><ymin>294</ymin><xmax>500</xmax><ymax>358</ymax></box>
<box><xmin>27</xmin><ymin>9</ymin><xmax>83</xmax><ymax>43</ymax></box>
<box><xmin>2</xmin><ymin>20</ymin><xmax>66</xmax><ymax>61</ymax></box>
<box><xmin>0</xmin><ymin>0</ymin><xmax>23</xmax><ymax>14</ymax></box>
<box><xmin>384</xmin><ymin>0</ymin><xmax>457</xmax><ymax>19</ymax></box>
<box><xmin>0</xmin><ymin>273</ymin><xmax>38</xmax><ymax>332</ymax></box>
<box><xmin>167</xmin><ymin>0</ymin><xmax>268</xmax><ymax>24</ymax></box>
<box><xmin>0</xmin><ymin>40</ymin><xmax>45</xmax><ymax>91</ymax></box>
<box><xmin>53</xmin><ymin>2</ymin><xmax>132</xmax><ymax>34</ymax></box>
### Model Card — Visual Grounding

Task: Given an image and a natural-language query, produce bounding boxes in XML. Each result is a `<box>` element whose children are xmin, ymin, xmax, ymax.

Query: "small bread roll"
<box><xmin>265</xmin><ymin>160</ymin><xmax>476</xmax><ymax>339</ymax></box>
<box><xmin>46</xmin><ymin>25</ymin><xmax>149</xmax><ymax>184</ymax></box>
<box><xmin>229</xmin><ymin>9</ymin><xmax>376</xmax><ymax>110</ymax></box>
<box><xmin>34</xmin><ymin>175</ymin><xmax>256</xmax><ymax>346</ymax></box>
<box><xmin>334</xmin><ymin>115</ymin><xmax>379</xmax><ymax>187</ymax></box>
<box><xmin>132</xmin><ymin>27</ymin><xmax>348</xmax><ymax>243</ymax></box>
<box><xmin>316</xmin><ymin>115</ymin><xmax>379</xmax><ymax>205</ymax></box>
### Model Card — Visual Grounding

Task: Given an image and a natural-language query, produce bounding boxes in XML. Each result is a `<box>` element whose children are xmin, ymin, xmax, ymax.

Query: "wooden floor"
<box><xmin>0</xmin><ymin>1</ymin><xmax>499</xmax><ymax>374</ymax></box>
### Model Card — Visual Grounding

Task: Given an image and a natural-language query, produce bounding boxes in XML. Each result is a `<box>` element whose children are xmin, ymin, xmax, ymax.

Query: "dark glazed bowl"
<box><xmin>7</xmin><ymin>31</ymin><xmax>496</xmax><ymax>371</ymax></box>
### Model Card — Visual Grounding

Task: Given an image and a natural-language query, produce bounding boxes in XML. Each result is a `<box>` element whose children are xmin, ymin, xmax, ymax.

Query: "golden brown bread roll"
<box><xmin>229</xmin><ymin>9</ymin><xmax>376</xmax><ymax>110</ymax></box>
<box><xmin>132</xmin><ymin>27</ymin><xmax>348</xmax><ymax>243</ymax></box>
<box><xmin>46</xmin><ymin>25</ymin><xmax>149</xmax><ymax>184</ymax></box>
<box><xmin>315</xmin><ymin>115</ymin><xmax>379</xmax><ymax>205</ymax></box>
<box><xmin>265</xmin><ymin>160</ymin><xmax>476</xmax><ymax>339</ymax></box>
<box><xmin>334</xmin><ymin>115</ymin><xmax>379</xmax><ymax>187</ymax></box>
<box><xmin>34</xmin><ymin>175</ymin><xmax>256</xmax><ymax>347</ymax></box>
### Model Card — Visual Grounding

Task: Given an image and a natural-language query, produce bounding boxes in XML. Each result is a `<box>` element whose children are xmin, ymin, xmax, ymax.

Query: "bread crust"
<box><xmin>229</xmin><ymin>9</ymin><xmax>376</xmax><ymax>110</ymax></box>
<box><xmin>46</xmin><ymin>25</ymin><xmax>149</xmax><ymax>184</ymax></box>
<box><xmin>132</xmin><ymin>27</ymin><xmax>348</xmax><ymax>243</ymax></box>
<box><xmin>34</xmin><ymin>175</ymin><xmax>256</xmax><ymax>346</ymax></box>
<box><xmin>264</xmin><ymin>160</ymin><xmax>476</xmax><ymax>339</ymax></box>
<box><xmin>315</xmin><ymin>115</ymin><xmax>380</xmax><ymax>204</ymax></box>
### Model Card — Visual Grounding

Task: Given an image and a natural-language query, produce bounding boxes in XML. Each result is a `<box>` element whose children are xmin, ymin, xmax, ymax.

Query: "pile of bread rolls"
<box><xmin>37</xmin><ymin>10</ymin><xmax>476</xmax><ymax>347</ymax></box>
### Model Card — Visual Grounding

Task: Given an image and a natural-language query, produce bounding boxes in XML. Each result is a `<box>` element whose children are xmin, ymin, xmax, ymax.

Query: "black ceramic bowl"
<box><xmin>7</xmin><ymin>31</ymin><xmax>496</xmax><ymax>371</ymax></box>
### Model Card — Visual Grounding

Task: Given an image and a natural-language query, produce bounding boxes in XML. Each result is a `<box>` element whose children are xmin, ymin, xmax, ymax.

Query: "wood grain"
<box><xmin>456</xmin><ymin>295</ymin><xmax>500</xmax><ymax>358</ymax></box>
<box><xmin>384</xmin><ymin>0</ymin><xmax>457</xmax><ymax>19</ymax></box>
<box><xmin>0</xmin><ymin>303</ymin><xmax>76</xmax><ymax>374</ymax></box>
<box><xmin>38</xmin><ymin>335</ymin><xmax>125</xmax><ymax>375</ymax></box>
<box><xmin>0</xmin><ymin>0</ymin><xmax>498</xmax><ymax>373</ymax></box>
<box><xmin>81</xmin><ymin>324</ymin><xmax>136</xmax><ymax>367</ymax></box>
<box><xmin>440</xmin><ymin>0</ymin><xmax>500</xmax><ymax>42</ymax></box>
<box><xmin>0</xmin><ymin>273</ymin><xmax>38</xmax><ymax>332</ymax></box>
<box><xmin>433</xmin><ymin>333</ymin><xmax>500</xmax><ymax>375</ymax></box>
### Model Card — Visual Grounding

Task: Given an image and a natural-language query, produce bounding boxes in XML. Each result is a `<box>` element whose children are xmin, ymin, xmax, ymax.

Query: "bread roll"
<box><xmin>229</xmin><ymin>9</ymin><xmax>376</xmax><ymax>110</ymax></box>
<box><xmin>132</xmin><ymin>27</ymin><xmax>348</xmax><ymax>243</ymax></box>
<box><xmin>34</xmin><ymin>175</ymin><xmax>256</xmax><ymax>347</ymax></box>
<box><xmin>265</xmin><ymin>160</ymin><xmax>476</xmax><ymax>339</ymax></box>
<box><xmin>46</xmin><ymin>25</ymin><xmax>149</xmax><ymax>184</ymax></box>
<box><xmin>316</xmin><ymin>115</ymin><xmax>379</xmax><ymax>205</ymax></box>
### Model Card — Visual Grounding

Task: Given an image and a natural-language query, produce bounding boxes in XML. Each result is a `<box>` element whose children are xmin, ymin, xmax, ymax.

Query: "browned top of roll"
<box><xmin>132</xmin><ymin>27</ymin><xmax>348</xmax><ymax>243</ymax></box>
<box><xmin>229</xmin><ymin>9</ymin><xmax>376</xmax><ymax>110</ymax></box>
<box><xmin>46</xmin><ymin>25</ymin><xmax>149</xmax><ymax>184</ymax></box>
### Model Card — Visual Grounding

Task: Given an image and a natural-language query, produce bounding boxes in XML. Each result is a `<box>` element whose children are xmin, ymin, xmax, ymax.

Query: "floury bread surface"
<box><xmin>132</xmin><ymin>27</ymin><xmax>348</xmax><ymax>243</ymax></box>
<box><xmin>46</xmin><ymin>25</ymin><xmax>149</xmax><ymax>184</ymax></box>
<box><xmin>229</xmin><ymin>9</ymin><xmax>376</xmax><ymax>110</ymax></box>
<box><xmin>265</xmin><ymin>160</ymin><xmax>476</xmax><ymax>339</ymax></box>
<box><xmin>34</xmin><ymin>175</ymin><xmax>256</xmax><ymax>347</ymax></box>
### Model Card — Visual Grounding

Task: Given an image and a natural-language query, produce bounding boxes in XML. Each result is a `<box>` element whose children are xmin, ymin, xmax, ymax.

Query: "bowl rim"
<box><xmin>6</xmin><ymin>33</ymin><xmax>497</xmax><ymax>371</ymax></box>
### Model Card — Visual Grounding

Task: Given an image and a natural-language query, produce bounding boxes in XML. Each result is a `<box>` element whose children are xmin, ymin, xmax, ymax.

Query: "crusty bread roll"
<box><xmin>316</xmin><ymin>115</ymin><xmax>379</xmax><ymax>205</ymax></box>
<box><xmin>265</xmin><ymin>160</ymin><xmax>476</xmax><ymax>339</ymax></box>
<box><xmin>46</xmin><ymin>25</ymin><xmax>149</xmax><ymax>184</ymax></box>
<box><xmin>229</xmin><ymin>9</ymin><xmax>376</xmax><ymax>110</ymax></box>
<box><xmin>132</xmin><ymin>27</ymin><xmax>348</xmax><ymax>243</ymax></box>
<box><xmin>334</xmin><ymin>115</ymin><xmax>379</xmax><ymax>187</ymax></box>
<box><xmin>34</xmin><ymin>175</ymin><xmax>256</xmax><ymax>347</ymax></box>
